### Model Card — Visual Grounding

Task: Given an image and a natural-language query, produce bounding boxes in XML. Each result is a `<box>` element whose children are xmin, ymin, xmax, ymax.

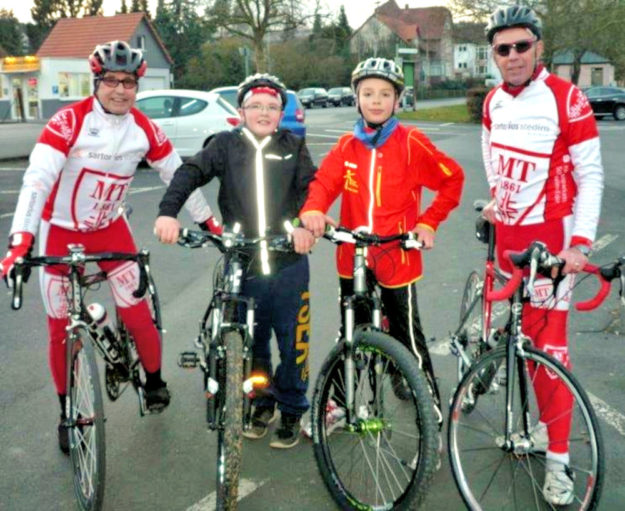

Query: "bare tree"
<box><xmin>207</xmin><ymin>0</ymin><xmax>321</xmax><ymax>72</ymax></box>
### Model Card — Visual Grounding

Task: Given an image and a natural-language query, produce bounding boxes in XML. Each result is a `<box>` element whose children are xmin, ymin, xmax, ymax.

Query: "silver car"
<box><xmin>135</xmin><ymin>89</ymin><xmax>240</xmax><ymax>157</ymax></box>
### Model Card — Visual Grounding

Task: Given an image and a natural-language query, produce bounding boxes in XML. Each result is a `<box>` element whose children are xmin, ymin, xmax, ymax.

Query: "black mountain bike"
<box><xmin>310</xmin><ymin>226</ymin><xmax>439</xmax><ymax>510</ymax></box>
<box><xmin>11</xmin><ymin>245</ymin><xmax>162</xmax><ymax>511</ymax></box>
<box><xmin>176</xmin><ymin>227</ymin><xmax>293</xmax><ymax>511</ymax></box>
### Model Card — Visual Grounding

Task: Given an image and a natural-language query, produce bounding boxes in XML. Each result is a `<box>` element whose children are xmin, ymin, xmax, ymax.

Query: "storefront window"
<box><xmin>58</xmin><ymin>72</ymin><xmax>91</xmax><ymax>98</ymax></box>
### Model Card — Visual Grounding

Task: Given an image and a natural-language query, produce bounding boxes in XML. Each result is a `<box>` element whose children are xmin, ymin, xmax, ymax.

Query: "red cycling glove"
<box><xmin>1</xmin><ymin>232</ymin><xmax>35</xmax><ymax>285</ymax></box>
<box><xmin>199</xmin><ymin>216</ymin><xmax>223</xmax><ymax>235</ymax></box>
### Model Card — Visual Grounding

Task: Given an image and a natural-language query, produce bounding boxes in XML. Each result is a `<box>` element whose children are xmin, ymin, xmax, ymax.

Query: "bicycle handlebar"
<box><xmin>485</xmin><ymin>242</ymin><xmax>622</xmax><ymax>312</ymax></box>
<box><xmin>322</xmin><ymin>226</ymin><xmax>423</xmax><ymax>250</ymax></box>
<box><xmin>575</xmin><ymin>256</ymin><xmax>625</xmax><ymax>311</ymax></box>
<box><xmin>177</xmin><ymin>228</ymin><xmax>294</xmax><ymax>254</ymax></box>
<box><xmin>11</xmin><ymin>249</ymin><xmax>150</xmax><ymax>311</ymax></box>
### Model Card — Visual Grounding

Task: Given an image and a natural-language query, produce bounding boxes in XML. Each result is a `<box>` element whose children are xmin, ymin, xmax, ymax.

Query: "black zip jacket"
<box><xmin>158</xmin><ymin>127</ymin><xmax>316</xmax><ymax>272</ymax></box>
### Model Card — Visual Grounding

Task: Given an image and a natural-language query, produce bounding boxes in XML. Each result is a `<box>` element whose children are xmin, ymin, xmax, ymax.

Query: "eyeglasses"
<box><xmin>100</xmin><ymin>76</ymin><xmax>138</xmax><ymax>89</ymax></box>
<box><xmin>492</xmin><ymin>39</ymin><xmax>536</xmax><ymax>57</ymax></box>
<box><xmin>243</xmin><ymin>104</ymin><xmax>281</xmax><ymax>113</ymax></box>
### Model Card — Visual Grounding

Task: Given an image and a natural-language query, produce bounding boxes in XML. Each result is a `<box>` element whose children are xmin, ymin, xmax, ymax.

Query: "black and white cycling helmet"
<box><xmin>485</xmin><ymin>6</ymin><xmax>542</xmax><ymax>44</ymax></box>
<box><xmin>351</xmin><ymin>58</ymin><xmax>405</xmax><ymax>95</ymax></box>
<box><xmin>88</xmin><ymin>40</ymin><xmax>147</xmax><ymax>77</ymax></box>
<box><xmin>237</xmin><ymin>73</ymin><xmax>288</xmax><ymax>110</ymax></box>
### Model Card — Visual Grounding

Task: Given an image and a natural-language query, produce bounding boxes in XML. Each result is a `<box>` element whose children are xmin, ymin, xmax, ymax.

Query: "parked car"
<box><xmin>135</xmin><ymin>89</ymin><xmax>240</xmax><ymax>157</ymax></box>
<box><xmin>297</xmin><ymin>87</ymin><xmax>329</xmax><ymax>108</ymax></box>
<box><xmin>210</xmin><ymin>86</ymin><xmax>306</xmax><ymax>138</ymax></box>
<box><xmin>327</xmin><ymin>87</ymin><xmax>355</xmax><ymax>107</ymax></box>
<box><xmin>583</xmin><ymin>86</ymin><xmax>625</xmax><ymax>121</ymax></box>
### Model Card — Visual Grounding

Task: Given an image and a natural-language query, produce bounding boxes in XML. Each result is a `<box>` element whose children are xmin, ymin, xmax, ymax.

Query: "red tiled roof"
<box><xmin>36</xmin><ymin>13</ymin><xmax>172</xmax><ymax>64</ymax></box>
<box><xmin>377</xmin><ymin>14</ymin><xmax>418</xmax><ymax>42</ymax></box>
<box><xmin>374</xmin><ymin>0</ymin><xmax>451</xmax><ymax>41</ymax></box>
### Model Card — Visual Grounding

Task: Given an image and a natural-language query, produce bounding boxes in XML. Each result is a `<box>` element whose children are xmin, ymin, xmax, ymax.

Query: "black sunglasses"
<box><xmin>493</xmin><ymin>39</ymin><xmax>535</xmax><ymax>57</ymax></box>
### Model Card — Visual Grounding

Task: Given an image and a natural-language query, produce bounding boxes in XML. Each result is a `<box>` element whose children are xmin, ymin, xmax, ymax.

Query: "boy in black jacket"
<box><xmin>155</xmin><ymin>74</ymin><xmax>316</xmax><ymax>448</ymax></box>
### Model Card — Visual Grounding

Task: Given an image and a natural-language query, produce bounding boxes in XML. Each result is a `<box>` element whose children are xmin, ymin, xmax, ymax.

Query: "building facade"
<box><xmin>0</xmin><ymin>13</ymin><xmax>173</xmax><ymax>121</ymax></box>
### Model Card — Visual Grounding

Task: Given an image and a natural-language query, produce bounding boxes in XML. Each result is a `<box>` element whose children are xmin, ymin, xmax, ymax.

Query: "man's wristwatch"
<box><xmin>572</xmin><ymin>244</ymin><xmax>591</xmax><ymax>256</ymax></box>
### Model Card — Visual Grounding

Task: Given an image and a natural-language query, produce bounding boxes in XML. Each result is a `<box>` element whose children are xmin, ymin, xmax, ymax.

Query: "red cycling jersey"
<box><xmin>301</xmin><ymin>123</ymin><xmax>464</xmax><ymax>287</ymax></box>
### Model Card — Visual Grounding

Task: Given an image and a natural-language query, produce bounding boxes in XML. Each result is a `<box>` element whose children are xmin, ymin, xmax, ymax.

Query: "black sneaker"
<box><xmin>58</xmin><ymin>416</ymin><xmax>69</xmax><ymax>455</ymax></box>
<box><xmin>145</xmin><ymin>383</ymin><xmax>171</xmax><ymax>412</ymax></box>
<box><xmin>243</xmin><ymin>406</ymin><xmax>277</xmax><ymax>439</ymax></box>
<box><xmin>269</xmin><ymin>413</ymin><xmax>301</xmax><ymax>449</ymax></box>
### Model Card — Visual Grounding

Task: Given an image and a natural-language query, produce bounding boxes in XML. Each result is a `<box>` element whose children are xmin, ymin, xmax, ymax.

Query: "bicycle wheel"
<box><xmin>67</xmin><ymin>330</ymin><xmax>106</xmax><ymax>510</ymax></box>
<box><xmin>448</xmin><ymin>345</ymin><xmax>603</xmax><ymax>510</ymax></box>
<box><xmin>312</xmin><ymin>329</ymin><xmax>439</xmax><ymax>510</ymax></box>
<box><xmin>216</xmin><ymin>330</ymin><xmax>244</xmax><ymax>511</ymax></box>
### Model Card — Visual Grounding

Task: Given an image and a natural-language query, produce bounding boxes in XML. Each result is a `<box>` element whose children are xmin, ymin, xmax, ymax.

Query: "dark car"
<box><xmin>327</xmin><ymin>87</ymin><xmax>355</xmax><ymax>107</ymax></box>
<box><xmin>210</xmin><ymin>86</ymin><xmax>306</xmax><ymax>137</ymax></box>
<box><xmin>583</xmin><ymin>86</ymin><xmax>625</xmax><ymax>121</ymax></box>
<box><xmin>297</xmin><ymin>87</ymin><xmax>329</xmax><ymax>108</ymax></box>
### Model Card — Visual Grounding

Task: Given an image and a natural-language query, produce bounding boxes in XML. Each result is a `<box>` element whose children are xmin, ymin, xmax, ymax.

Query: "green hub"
<box><xmin>347</xmin><ymin>417</ymin><xmax>389</xmax><ymax>435</ymax></box>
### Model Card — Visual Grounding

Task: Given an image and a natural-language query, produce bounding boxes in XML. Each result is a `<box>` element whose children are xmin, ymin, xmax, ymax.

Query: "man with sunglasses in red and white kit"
<box><xmin>0</xmin><ymin>40</ymin><xmax>221</xmax><ymax>454</ymax></box>
<box><xmin>481</xmin><ymin>6</ymin><xmax>603</xmax><ymax>506</ymax></box>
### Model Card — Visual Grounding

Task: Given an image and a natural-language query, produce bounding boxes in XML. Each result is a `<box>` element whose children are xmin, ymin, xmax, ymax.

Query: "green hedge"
<box><xmin>466</xmin><ymin>87</ymin><xmax>491</xmax><ymax>123</ymax></box>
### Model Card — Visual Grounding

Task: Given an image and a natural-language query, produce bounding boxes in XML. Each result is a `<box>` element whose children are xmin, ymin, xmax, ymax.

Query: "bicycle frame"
<box><xmin>13</xmin><ymin>244</ymin><xmax>158</xmax><ymax>413</ymax></box>
<box><xmin>177</xmin><ymin>228</ymin><xmax>294</xmax><ymax>430</ymax></box>
<box><xmin>451</xmin><ymin>223</ymin><xmax>509</xmax><ymax>374</ymax></box>
<box><xmin>322</xmin><ymin>227</ymin><xmax>423</xmax><ymax>427</ymax></box>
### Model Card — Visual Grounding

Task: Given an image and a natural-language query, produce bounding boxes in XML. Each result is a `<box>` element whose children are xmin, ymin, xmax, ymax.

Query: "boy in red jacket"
<box><xmin>300</xmin><ymin>57</ymin><xmax>464</xmax><ymax>427</ymax></box>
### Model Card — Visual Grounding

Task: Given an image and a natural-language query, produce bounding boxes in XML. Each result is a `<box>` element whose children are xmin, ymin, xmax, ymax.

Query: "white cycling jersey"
<box><xmin>10</xmin><ymin>96</ymin><xmax>212</xmax><ymax>235</ymax></box>
<box><xmin>482</xmin><ymin>66</ymin><xmax>603</xmax><ymax>247</ymax></box>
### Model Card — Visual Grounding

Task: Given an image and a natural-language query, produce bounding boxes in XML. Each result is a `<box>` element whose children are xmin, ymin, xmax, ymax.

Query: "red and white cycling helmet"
<box><xmin>88</xmin><ymin>40</ymin><xmax>147</xmax><ymax>78</ymax></box>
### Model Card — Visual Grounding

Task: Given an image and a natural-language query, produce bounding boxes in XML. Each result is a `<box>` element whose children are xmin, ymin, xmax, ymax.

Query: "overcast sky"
<box><xmin>0</xmin><ymin>0</ymin><xmax>449</xmax><ymax>32</ymax></box>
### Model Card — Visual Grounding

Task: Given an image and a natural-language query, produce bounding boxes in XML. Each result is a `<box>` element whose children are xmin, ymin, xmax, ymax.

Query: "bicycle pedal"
<box><xmin>178</xmin><ymin>351</ymin><xmax>200</xmax><ymax>368</ymax></box>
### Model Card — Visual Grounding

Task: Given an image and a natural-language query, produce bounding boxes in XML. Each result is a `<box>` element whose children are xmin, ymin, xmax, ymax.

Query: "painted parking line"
<box><xmin>129</xmin><ymin>185</ymin><xmax>165</xmax><ymax>195</ymax></box>
<box><xmin>588</xmin><ymin>393</ymin><xmax>625</xmax><ymax>437</ymax></box>
<box><xmin>186</xmin><ymin>478</ymin><xmax>267</xmax><ymax>511</ymax></box>
<box><xmin>306</xmin><ymin>132</ymin><xmax>343</xmax><ymax>139</ymax></box>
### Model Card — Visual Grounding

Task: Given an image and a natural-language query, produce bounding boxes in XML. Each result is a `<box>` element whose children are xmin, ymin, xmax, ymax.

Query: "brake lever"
<box><xmin>527</xmin><ymin>247</ymin><xmax>539</xmax><ymax>296</ymax></box>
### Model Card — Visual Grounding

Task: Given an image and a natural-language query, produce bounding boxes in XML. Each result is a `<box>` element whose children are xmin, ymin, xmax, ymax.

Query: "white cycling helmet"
<box><xmin>351</xmin><ymin>58</ymin><xmax>405</xmax><ymax>95</ymax></box>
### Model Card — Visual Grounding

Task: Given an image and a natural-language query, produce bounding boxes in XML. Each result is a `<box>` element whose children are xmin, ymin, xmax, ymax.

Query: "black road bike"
<box><xmin>12</xmin><ymin>245</ymin><xmax>162</xmax><ymax>511</ymax></box>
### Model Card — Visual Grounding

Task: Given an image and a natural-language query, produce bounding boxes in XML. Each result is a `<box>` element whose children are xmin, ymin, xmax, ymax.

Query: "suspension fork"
<box><xmin>343</xmin><ymin>294</ymin><xmax>357</xmax><ymax>424</ymax></box>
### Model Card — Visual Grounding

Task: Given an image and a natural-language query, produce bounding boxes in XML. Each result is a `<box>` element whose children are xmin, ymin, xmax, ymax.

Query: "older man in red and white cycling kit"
<box><xmin>481</xmin><ymin>6</ymin><xmax>604</xmax><ymax>506</ymax></box>
<box><xmin>0</xmin><ymin>40</ymin><xmax>221</xmax><ymax>454</ymax></box>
